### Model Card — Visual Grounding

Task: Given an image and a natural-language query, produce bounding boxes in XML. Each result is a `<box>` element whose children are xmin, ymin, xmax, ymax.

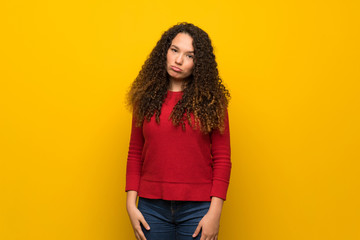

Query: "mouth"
<box><xmin>171</xmin><ymin>66</ymin><xmax>183</xmax><ymax>72</ymax></box>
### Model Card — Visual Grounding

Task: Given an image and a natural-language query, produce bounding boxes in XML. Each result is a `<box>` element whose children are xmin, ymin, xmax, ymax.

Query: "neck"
<box><xmin>168</xmin><ymin>77</ymin><xmax>190</xmax><ymax>92</ymax></box>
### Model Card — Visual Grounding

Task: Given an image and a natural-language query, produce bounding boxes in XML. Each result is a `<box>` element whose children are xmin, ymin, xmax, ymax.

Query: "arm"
<box><xmin>125</xmin><ymin>112</ymin><xmax>149</xmax><ymax>239</ymax></box>
<box><xmin>193</xmin><ymin>108</ymin><xmax>231</xmax><ymax>239</ymax></box>
<box><xmin>125</xmin><ymin>111</ymin><xmax>145</xmax><ymax>192</ymax></box>
<box><xmin>126</xmin><ymin>190</ymin><xmax>150</xmax><ymax>240</ymax></box>
<box><xmin>209</xmin><ymin>108</ymin><xmax>232</xmax><ymax>200</ymax></box>
<box><xmin>192</xmin><ymin>196</ymin><xmax>224</xmax><ymax>239</ymax></box>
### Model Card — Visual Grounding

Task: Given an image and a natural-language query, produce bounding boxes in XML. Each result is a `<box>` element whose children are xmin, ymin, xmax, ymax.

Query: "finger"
<box><xmin>136</xmin><ymin>228</ymin><xmax>147</xmax><ymax>240</ymax></box>
<box><xmin>192</xmin><ymin>223</ymin><xmax>202</xmax><ymax>238</ymax></box>
<box><xmin>139</xmin><ymin>216</ymin><xmax>150</xmax><ymax>230</ymax></box>
<box><xmin>202</xmin><ymin>234</ymin><xmax>211</xmax><ymax>240</ymax></box>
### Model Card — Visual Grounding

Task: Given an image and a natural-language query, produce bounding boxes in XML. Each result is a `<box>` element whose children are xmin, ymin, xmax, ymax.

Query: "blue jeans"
<box><xmin>137</xmin><ymin>197</ymin><xmax>211</xmax><ymax>240</ymax></box>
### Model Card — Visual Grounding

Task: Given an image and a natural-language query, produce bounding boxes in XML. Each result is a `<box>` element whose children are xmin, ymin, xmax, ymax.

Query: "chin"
<box><xmin>169</xmin><ymin>73</ymin><xmax>184</xmax><ymax>80</ymax></box>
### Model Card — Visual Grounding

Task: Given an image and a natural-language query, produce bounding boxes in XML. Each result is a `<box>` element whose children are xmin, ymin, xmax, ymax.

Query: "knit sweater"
<box><xmin>125</xmin><ymin>90</ymin><xmax>231</xmax><ymax>201</ymax></box>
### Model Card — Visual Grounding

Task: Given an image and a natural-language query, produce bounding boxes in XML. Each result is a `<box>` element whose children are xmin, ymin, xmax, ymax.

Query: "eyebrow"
<box><xmin>171</xmin><ymin>45</ymin><xmax>195</xmax><ymax>54</ymax></box>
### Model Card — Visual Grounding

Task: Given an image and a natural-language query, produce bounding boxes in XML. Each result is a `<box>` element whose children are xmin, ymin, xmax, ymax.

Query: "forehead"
<box><xmin>170</xmin><ymin>33</ymin><xmax>194</xmax><ymax>51</ymax></box>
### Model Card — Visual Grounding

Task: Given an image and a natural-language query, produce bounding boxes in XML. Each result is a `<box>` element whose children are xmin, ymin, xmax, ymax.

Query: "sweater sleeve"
<box><xmin>125</xmin><ymin>112</ymin><xmax>144</xmax><ymax>192</ymax></box>
<box><xmin>210</xmin><ymin>108</ymin><xmax>232</xmax><ymax>200</ymax></box>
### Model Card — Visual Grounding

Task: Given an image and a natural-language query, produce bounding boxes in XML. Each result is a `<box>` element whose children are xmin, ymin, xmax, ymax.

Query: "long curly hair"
<box><xmin>126</xmin><ymin>22</ymin><xmax>231</xmax><ymax>134</ymax></box>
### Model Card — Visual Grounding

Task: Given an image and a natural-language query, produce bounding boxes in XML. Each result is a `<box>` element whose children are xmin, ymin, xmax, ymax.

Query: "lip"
<box><xmin>171</xmin><ymin>66</ymin><xmax>183</xmax><ymax>72</ymax></box>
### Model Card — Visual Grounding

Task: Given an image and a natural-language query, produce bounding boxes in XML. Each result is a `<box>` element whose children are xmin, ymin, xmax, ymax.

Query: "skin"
<box><xmin>166</xmin><ymin>32</ymin><xmax>195</xmax><ymax>92</ymax></box>
<box><xmin>126</xmin><ymin>190</ymin><xmax>149</xmax><ymax>240</ymax></box>
<box><xmin>126</xmin><ymin>32</ymin><xmax>224</xmax><ymax>240</ymax></box>
<box><xmin>127</xmin><ymin>191</ymin><xmax>224</xmax><ymax>240</ymax></box>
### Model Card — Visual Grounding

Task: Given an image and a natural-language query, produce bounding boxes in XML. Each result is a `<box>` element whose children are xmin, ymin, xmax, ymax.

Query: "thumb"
<box><xmin>140</xmin><ymin>216</ymin><xmax>150</xmax><ymax>230</ymax></box>
<box><xmin>192</xmin><ymin>222</ymin><xmax>202</xmax><ymax>238</ymax></box>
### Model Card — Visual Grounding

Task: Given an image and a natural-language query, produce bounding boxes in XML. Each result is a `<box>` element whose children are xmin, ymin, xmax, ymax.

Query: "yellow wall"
<box><xmin>1</xmin><ymin>0</ymin><xmax>359</xmax><ymax>239</ymax></box>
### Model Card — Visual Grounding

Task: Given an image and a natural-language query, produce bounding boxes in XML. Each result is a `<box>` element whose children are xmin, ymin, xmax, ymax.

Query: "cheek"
<box><xmin>188</xmin><ymin>62</ymin><xmax>195</xmax><ymax>72</ymax></box>
<box><xmin>166</xmin><ymin>51</ymin><xmax>172</xmax><ymax>62</ymax></box>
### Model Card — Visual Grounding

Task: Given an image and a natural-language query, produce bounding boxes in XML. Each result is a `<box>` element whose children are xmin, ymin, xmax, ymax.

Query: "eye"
<box><xmin>187</xmin><ymin>55</ymin><xmax>194</xmax><ymax>59</ymax></box>
<box><xmin>171</xmin><ymin>48</ymin><xmax>177</xmax><ymax>52</ymax></box>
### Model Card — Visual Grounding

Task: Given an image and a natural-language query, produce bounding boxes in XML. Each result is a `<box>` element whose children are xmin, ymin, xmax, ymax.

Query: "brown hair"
<box><xmin>126</xmin><ymin>22</ymin><xmax>230</xmax><ymax>134</ymax></box>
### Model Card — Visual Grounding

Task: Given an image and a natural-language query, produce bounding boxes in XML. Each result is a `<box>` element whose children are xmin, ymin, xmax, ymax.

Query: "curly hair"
<box><xmin>126</xmin><ymin>22</ymin><xmax>231</xmax><ymax>134</ymax></box>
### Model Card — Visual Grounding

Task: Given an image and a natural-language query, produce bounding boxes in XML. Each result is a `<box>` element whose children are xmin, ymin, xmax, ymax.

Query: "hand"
<box><xmin>192</xmin><ymin>211</ymin><xmax>221</xmax><ymax>240</ymax></box>
<box><xmin>127</xmin><ymin>204</ymin><xmax>150</xmax><ymax>240</ymax></box>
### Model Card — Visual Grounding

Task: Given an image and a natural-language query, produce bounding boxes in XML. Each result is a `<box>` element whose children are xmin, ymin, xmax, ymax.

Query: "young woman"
<box><xmin>125</xmin><ymin>22</ymin><xmax>231</xmax><ymax>240</ymax></box>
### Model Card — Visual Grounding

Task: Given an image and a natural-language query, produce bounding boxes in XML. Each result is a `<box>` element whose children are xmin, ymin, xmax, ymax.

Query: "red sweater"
<box><xmin>125</xmin><ymin>90</ymin><xmax>231</xmax><ymax>201</ymax></box>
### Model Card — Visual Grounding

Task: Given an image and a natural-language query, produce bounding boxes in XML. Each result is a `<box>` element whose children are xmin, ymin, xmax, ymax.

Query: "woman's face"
<box><xmin>166</xmin><ymin>32</ymin><xmax>195</xmax><ymax>82</ymax></box>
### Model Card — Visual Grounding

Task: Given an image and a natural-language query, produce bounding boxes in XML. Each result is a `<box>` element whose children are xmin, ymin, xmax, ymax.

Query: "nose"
<box><xmin>175</xmin><ymin>54</ymin><xmax>183</xmax><ymax>65</ymax></box>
